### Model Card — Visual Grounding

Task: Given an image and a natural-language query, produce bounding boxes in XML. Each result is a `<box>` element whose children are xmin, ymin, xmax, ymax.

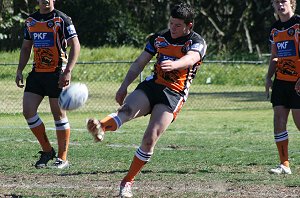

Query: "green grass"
<box><xmin>1</xmin><ymin>110</ymin><xmax>300</xmax><ymax>197</ymax></box>
<box><xmin>1</xmin><ymin>46</ymin><xmax>266</xmax><ymax>86</ymax></box>
<box><xmin>0</xmin><ymin>46</ymin><xmax>142</xmax><ymax>64</ymax></box>
<box><xmin>78</xmin><ymin>46</ymin><xmax>142</xmax><ymax>61</ymax></box>
<box><xmin>1</xmin><ymin>47</ymin><xmax>292</xmax><ymax>197</ymax></box>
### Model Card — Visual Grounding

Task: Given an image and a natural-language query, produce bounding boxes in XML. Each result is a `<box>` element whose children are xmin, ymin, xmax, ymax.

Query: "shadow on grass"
<box><xmin>58</xmin><ymin>168</ymin><xmax>215</xmax><ymax>177</ymax></box>
<box><xmin>59</xmin><ymin>169</ymin><xmax>128</xmax><ymax>176</ymax></box>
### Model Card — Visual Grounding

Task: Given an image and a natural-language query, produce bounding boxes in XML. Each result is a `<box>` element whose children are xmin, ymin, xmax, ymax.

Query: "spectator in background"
<box><xmin>265</xmin><ymin>0</ymin><xmax>299</xmax><ymax>175</ymax></box>
<box><xmin>87</xmin><ymin>2</ymin><xmax>206</xmax><ymax>197</ymax></box>
<box><xmin>15</xmin><ymin>0</ymin><xmax>80</xmax><ymax>169</ymax></box>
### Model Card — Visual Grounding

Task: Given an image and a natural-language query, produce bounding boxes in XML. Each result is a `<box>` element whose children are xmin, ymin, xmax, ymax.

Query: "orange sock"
<box><xmin>55</xmin><ymin>118</ymin><xmax>70</xmax><ymax>161</ymax></box>
<box><xmin>27</xmin><ymin>114</ymin><xmax>52</xmax><ymax>152</ymax></box>
<box><xmin>122</xmin><ymin>147</ymin><xmax>153</xmax><ymax>183</ymax></box>
<box><xmin>274</xmin><ymin>131</ymin><xmax>289</xmax><ymax>167</ymax></box>
<box><xmin>56</xmin><ymin>129</ymin><xmax>70</xmax><ymax>161</ymax></box>
<box><xmin>100</xmin><ymin>113</ymin><xmax>122</xmax><ymax>132</ymax></box>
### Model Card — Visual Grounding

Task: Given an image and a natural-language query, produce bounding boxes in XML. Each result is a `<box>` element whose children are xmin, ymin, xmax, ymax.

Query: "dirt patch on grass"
<box><xmin>1</xmin><ymin>173</ymin><xmax>300</xmax><ymax>197</ymax></box>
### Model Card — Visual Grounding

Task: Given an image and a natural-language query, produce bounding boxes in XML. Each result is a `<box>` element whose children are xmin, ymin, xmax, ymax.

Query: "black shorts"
<box><xmin>24</xmin><ymin>71</ymin><xmax>62</xmax><ymax>98</ymax></box>
<box><xmin>271</xmin><ymin>79</ymin><xmax>300</xmax><ymax>109</ymax></box>
<box><xmin>135</xmin><ymin>79</ymin><xmax>185</xmax><ymax>119</ymax></box>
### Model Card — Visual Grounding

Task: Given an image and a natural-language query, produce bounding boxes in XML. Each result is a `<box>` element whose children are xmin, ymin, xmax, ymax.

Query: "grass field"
<box><xmin>1</xmin><ymin>109</ymin><xmax>300</xmax><ymax>197</ymax></box>
<box><xmin>2</xmin><ymin>47</ymin><xmax>300</xmax><ymax>197</ymax></box>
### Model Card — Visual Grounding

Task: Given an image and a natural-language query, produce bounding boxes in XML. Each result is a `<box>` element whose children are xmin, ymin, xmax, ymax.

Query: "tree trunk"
<box><xmin>0</xmin><ymin>0</ymin><xmax>3</xmax><ymax>21</ymax></box>
<box><xmin>243</xmin><ymin>21</ymin><xmax>253</xmax><ymax>53</ymax></box>
<box><xmin>200</xmin><ymin>8</ymin><xmax>225</xmax><ymax>37</ymax></box>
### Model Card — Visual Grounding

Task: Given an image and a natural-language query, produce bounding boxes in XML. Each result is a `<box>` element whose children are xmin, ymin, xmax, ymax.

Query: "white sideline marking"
<box><xmin>0</xmin><ymin>138</ymin><xmax>81</xmax><ymax>145</ymax></box>
<box><xmin>0</xmin><ymin>125</ymin><xmax>289</xmax><ymax>135</ymax></box>
<box><xmin>0</xmin><ymin>126</ymin><xmax>86</xmax><ymax>131</ymax></box>
<box><xmin>0</xmin><ymin>137</ymin><xmax>280</xmax><ymax>152</ymax></box>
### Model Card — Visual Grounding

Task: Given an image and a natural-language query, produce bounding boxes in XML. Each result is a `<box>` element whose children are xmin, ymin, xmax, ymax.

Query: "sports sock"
<box><xmin>274</xmin><ymin>131</ymin><xmax>289</xmax><ymax>167</ymax></box>
<box><xmin>55</xmin><ymin>117</ymin><xmax>70</xmax><ymax>161</ymax></box>
<box><xmin>122</xmin><ymin>147</ymin><xmax>153</xmax><ymax>183</ymax></box>
<box><xmin>100</xmin><ymin>113</ymin><xmax>122</xmax><ymax>132</ymax></box>
<box><xmin>27</xmin><ymin>114</ymin><xmax>52</xmax><ymax>152</ymax></box>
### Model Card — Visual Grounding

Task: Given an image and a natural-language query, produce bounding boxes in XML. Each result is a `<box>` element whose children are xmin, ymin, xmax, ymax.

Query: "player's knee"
<box><xmin>22</xmin><ymin>110</ymin><xmax>34</xmax><ymax>119</ymax></box>
<box><xmin>141</xmin><ymin>139</ymin><xmax>156</xmax><ymax>151</ymax></box>
<box><xmin>142</xmin><ymin>135</ymin><xmax>157</xmax><ymax>148</ymax></box>
<box><xmin>118</xmin><ymin>103</ymin><xmax>133</xmax><ymax>117</ymax></box>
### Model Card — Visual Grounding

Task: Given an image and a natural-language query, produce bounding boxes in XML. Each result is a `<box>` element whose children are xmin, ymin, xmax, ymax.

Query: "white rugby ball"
<box><xmin>59</xmin><ymin>83</ymin><xmax>88</xmax><ymax>110</ymax></box>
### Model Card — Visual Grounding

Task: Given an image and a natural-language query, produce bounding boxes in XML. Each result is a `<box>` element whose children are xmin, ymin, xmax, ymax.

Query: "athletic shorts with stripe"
<box><xmin>135</xmin><ymin>79</ymin><xmax>185</xmax><ymax>120</ymax></box>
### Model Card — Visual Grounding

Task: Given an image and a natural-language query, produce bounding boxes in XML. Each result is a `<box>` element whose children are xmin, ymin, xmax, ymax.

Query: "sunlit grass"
<box><xmin>1</xmin><ymin>110</ymin><xmax>300</xmax><ymax>197</ymax></box>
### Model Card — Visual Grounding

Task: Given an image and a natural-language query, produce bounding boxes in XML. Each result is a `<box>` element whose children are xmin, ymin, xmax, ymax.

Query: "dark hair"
<box><xmin>171</xmin><ymin>3</ymin><xmax>195</xmax><ymax>24</ymax></box>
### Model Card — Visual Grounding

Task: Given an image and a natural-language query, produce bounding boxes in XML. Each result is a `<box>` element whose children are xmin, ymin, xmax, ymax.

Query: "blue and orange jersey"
<box><xmin>145</xmin><ymin>29</ymin><xmax>207</xmax><ymax>98</ymax></box>
<box><xmin>269</xmin><ymin>15</ymin><xmax>300</xmax><ymax>82</ymax></box>
<box><xmin>24</xmin><ymin>9</ymin><xmax>78</xmax><ymax>72</ymax></box>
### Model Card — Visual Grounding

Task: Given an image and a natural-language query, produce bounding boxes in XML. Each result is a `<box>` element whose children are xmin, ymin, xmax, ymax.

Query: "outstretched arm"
<box><xmin>115</xmin><ymin>51</ymin><xmax>153</xmax><ymax>105</ymax></box>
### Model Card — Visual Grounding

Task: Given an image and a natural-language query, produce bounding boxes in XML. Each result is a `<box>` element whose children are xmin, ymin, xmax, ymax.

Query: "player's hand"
<box><xmin>115</xmin><ymin>86</ymin><xmax>127</xmax><ymax>106</ymax></box>
<box><xmin>15</xmin><ymin>70</ymin><xmax>24</xmax><ymax>88</ymax></box>
<box><xmin>58</xmin><ymin>70</ymin><xmax>71</xmax><ymax>88</ymax></box>
<box><xmin>265</xmin><ymin>77</ymin><xmax>273</xmax><ymax>99</ymax></box>
<box><xmin>160</xmin><ymin>60</ymin><xmax>177</xmax><ymax>72</ymax></box>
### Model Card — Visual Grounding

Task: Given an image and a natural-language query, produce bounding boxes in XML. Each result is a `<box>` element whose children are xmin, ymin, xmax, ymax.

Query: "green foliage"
<box><xmin>104</xmin><ymin>12</ymin><xmax>147</xmax><ymax>47</ymax></box>
<box><xmin>0</xmin><ymin>13</ymin><xmax>24</xmax><ymax>51</ymax></box>
<box><xmin>56</xmin><ymin>0</ymin><xmax>148</xmax><ymax>47</ymax></box>
<box><xmin>0</xmin><ymin>0</ymin><xmax>279</xmax><ymax>54</ymax></box>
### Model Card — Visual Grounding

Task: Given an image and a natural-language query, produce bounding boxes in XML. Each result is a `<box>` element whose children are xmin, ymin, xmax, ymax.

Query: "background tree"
<box><xmin>0</xmin><ymin>0</ymin><xmax>299</xmax><ymax>59</ymax></box>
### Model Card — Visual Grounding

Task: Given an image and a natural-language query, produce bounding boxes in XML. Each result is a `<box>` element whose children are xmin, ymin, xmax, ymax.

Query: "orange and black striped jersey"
<box><xmin>145</xmin><ymin>29</ymin><xmax>207</xmax><ymax>98</ymax></box>
<box><xmin>24</xmin><ymin>9</ymin><xmax>78</xmax><ymax>72</ymax></box>
<box><xmin>269</xmin><ymin>15</ymin><xmax>300</xmax><ymax>82</ymax></box>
